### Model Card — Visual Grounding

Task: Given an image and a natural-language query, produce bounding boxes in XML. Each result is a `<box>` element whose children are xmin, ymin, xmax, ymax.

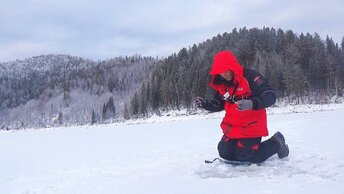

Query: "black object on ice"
<box><xmin>205</xmin><ymin>158</ymin><xmax>222</xmax><ymax>164</ymax></box>
<box><xmin>205</xmin><ymin>158</ymin><xmax>258</xmax><ymax>166</ymax></box>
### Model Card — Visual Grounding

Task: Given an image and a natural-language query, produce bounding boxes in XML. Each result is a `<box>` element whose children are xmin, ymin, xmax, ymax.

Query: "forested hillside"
<box><xmin>131</xmin><ymin>27</ymin><xmax>344</xmax><ymax>117</ymax></box>
<box><xmin>0</xmin><ymin>54</ymin><xmax>156</xmax><ymax>129</ymax></box>
<box><xmin>1</xmin><ymin>27</ymin><xmax>343</xmax><ymax>129</ymax></box>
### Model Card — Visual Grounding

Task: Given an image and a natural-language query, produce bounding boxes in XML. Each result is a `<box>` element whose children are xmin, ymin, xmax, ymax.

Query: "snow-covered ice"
<box><xmin>1</xmin><ymin>104</ymin><xmax>344</xmax><ymax>194</ymax></box>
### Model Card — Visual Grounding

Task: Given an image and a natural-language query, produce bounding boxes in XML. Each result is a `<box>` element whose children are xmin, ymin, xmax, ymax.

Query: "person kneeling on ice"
<box><xmin>195</xmin><ymin>50</ymin><xmax>289</xmax><ymax>164</ymax></box>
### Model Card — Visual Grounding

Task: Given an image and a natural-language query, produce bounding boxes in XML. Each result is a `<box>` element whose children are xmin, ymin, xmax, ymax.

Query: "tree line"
<box><xmin>1</xmin><ymin>27</ymin><xmax>343</xmax><ymax>128</ymax></box>
<box><xmin>131</xmin><ymin>27</ymin><xmax>344</xmax><ymax>117</ymax></box>
<box><xmin>0</xmin><ymin>54</ymin><xmax>157</xmax><ymax>129</ymax></box>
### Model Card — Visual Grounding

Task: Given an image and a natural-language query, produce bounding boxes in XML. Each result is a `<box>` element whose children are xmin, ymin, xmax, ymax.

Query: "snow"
<box><xmin>1</xmin><ymin>104</ymin><xmax>344</xmax><ymax>194</ymax></box>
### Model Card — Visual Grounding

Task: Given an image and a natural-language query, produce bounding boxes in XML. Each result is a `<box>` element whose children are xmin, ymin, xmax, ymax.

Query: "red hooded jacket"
<box><xmin>209</xmin><ymin>51</ymin><xmax>269</xmax><ymax>138</ymax></box>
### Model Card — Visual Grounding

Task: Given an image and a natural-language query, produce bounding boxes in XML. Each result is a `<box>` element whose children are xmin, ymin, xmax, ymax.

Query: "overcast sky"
<box><xmin>0</xmin><ymin>0</ymin><xmax>343</xmax><ymax>62</ymax></box>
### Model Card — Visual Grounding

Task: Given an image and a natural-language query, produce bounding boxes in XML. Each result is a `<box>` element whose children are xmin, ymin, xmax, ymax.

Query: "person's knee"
<box><xmin>217</xmin><ymin>140</ymin><xmax>234</xmax><ymax>160</ymax></box>
<box><xmin>235</xmin><ymin>148</ymin><xmax>256</xmax><ymax>161</ymax></box>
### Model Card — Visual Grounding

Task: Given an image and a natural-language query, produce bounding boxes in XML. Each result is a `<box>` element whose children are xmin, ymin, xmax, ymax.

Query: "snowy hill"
<box><xmin>1</xmin><ymin>104</ymin><xmax>344</xmax><ymax>194</ymax></box>
<box><xmin>0</xmin><ymin>54</ymin><xmax>157</xmax><ymax>129</ymax></box>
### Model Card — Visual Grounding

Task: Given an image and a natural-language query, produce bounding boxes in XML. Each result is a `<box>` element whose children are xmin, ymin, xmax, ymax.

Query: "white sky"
<box><xmin>0</xmin><ymin>0</ymin><xmax>343</xmax><ymax>62</ymax></box>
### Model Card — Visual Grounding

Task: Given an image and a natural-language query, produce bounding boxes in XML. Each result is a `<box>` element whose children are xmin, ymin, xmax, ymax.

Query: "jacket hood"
<box><xmin>210</xmin><ymin>50</ymin><xmax>243</xmax><ymax>78</ymax></box>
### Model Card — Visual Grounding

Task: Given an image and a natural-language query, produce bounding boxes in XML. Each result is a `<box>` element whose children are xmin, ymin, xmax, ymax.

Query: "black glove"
<box><xmin>194</xmin><ymin>96</ymin><xmax>207</xmax><ymax>108</ymax></box>
<box><xmin>236</xmin><ymin>99</ymin><xmax>253</xmax><ymax>111</ymax></box>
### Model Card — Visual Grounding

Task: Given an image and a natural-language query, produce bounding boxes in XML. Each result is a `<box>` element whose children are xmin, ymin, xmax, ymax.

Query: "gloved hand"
<box><xmin>194</xmin><ymin>96</ymin><xmax>207</xmax><ymax>108</ymax></box>
<box><xmin>236</xmin><ymin>99</ymin><xmax>253</xmax><ymax>111</ymax></box>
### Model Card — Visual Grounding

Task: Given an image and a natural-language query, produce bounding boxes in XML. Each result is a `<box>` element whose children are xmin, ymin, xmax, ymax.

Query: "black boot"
<box><xmin>271</xmin><ymin>132</ymin><xmax>289</xmax><ymax>159</ymax></box>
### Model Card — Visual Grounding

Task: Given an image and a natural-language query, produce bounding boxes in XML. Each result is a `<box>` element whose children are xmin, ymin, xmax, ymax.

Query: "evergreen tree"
<box><xmin>131</xmin><ymin>92</ymin><xmax>140</xmax><ymax>116</ymax></box>
<box><xmin>102</xmin><ymin>103</ymin><xmax>107</xmax><ymax>120</ymax></box>
<box><xmin>57</xmin><ymin>111</ymin><xmax>63</xmax><ymax>125</ymax></box>
<box><xmin>139</xmin><ymin>83</ymin><xmax>147</xmax><ymax>116</ymax></box>
<box><xmin>123</xmin><ymin>105</ymin><xmax>130</xmax><ymax>120</ymax></box>
<box><xmin>102</xmin><ymin>97</ymin><xmax>116</xmax><ymax>120</ymax></box>
<box><xmin>91</xmin><ymin>109</ymin><xmax>97</xmax><ymax>125</ymax></box>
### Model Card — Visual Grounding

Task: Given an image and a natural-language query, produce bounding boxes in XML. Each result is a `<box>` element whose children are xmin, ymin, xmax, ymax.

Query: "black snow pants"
<box><xmin>217</xmin><ymin>135</ymin><xmax>279</xmax><ymax>163</ymax></box>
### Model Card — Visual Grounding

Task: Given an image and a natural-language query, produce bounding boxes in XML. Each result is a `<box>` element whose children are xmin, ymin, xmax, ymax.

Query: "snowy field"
<box><xmin>1</xmin><ymin>104</ymin><xmax>344</xmax><ymax>194</ymax></box>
